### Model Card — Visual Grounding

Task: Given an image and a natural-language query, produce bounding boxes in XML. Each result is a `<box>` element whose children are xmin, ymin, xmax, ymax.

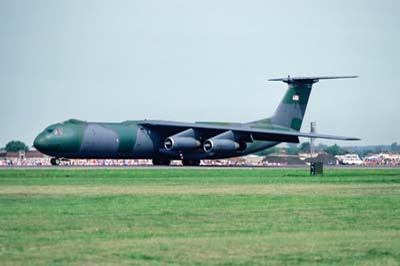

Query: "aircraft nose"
<box><xmin>33</xmin><ymin>133</ymin><xmax>48</xmax><ymax>151</ymax></box>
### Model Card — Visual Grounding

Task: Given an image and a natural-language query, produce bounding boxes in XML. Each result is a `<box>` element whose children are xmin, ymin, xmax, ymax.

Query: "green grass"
<box><xmin>0</xmin><ymin>169</ymin><xmax>400</xmax><ymax>265</ymax></box>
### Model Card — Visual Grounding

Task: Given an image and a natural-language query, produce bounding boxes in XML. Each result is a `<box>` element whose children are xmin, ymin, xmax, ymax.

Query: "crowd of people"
<box><xmin>0</xmin><ymin>158</ymin><xmax>262</xmax><ymax>167</ymax></box>
<box><xmin>0</xmin><ymin>158</ymin><xmax>153</xmax><ymax>167</ymax></box>
<box><xmin>0</xmin><ymin>158</ymin><xmax>49</xmax><ymax>167</ymax></box>
<box><xmin>1</xmin><ymin>153</ymin><xmax>399</xmax><ymax>167</ymax></box>
<box><xmin>362</xmin><ymin>154</ymin><xmax>400</xmax><ymax>166</ymax></box>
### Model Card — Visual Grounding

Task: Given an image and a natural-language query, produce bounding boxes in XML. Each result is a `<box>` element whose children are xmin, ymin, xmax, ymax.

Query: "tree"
<box><xmin>299</xmin><ymin>142</ymin><xmax>311</xmax><ymax>153</ymax></box>
<box><xmin>323</xmin><ymin>144</ymin><xmax>348</xmax><ymax>156</ymax></box>
<box><xmin>255</xmin><ymin>147</ymin><xmax>279</xmax><ymax>156</ymax></box>
<box><xmin>362</xmin><ymin>149</ymin><xmax>374</xmax><ymax>157</ymax></box>
<box><xmin>5</xmin><ymin>140</ymin><xmax>29</xmax><ymax>152</ymax></box>
<box><xmin>286</xmin><ymin>144</ymin><xmax>299</xmax><ymax>155</ymax></box>
<box><xmin>391</xmin><ymin>142</ymin><xmax>398</xmax><ymax>152</ymax></box>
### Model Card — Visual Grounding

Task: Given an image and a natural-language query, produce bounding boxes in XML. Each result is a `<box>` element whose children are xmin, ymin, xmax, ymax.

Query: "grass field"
<box><xmin>0</xmin><ymin>168</ymin><xmax>399</xmax><ymax>265</ymax></box>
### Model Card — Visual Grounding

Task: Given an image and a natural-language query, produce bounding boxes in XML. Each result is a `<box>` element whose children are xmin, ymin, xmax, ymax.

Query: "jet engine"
<box><xmin>203</xmin><ymin>139</ymin><xmax>244</xmax><ymax>153</ymax></box>
<box><xmin>164</xmin><ymin>136</ymin><xmax>201</xmax><ymax>151</ymax></box>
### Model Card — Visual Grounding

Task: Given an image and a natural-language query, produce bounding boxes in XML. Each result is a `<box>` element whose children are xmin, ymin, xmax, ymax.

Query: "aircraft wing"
<box><xmin>140</xmin><ymin>120</ymin><xmax>360</xmax><ymax>143</ymax></box>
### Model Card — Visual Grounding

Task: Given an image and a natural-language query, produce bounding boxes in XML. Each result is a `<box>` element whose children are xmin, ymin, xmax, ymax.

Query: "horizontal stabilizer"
<box><xmin>268</xmin><ymin>75</ymin><xmax>358</xmax><ymax>84</ymax></box>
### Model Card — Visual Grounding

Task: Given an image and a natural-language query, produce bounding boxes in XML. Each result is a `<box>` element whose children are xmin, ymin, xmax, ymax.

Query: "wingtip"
<box><xmin>346</xmin><ymin>137</ymin><xmax>361</xmax><ymax>141</ymax></box>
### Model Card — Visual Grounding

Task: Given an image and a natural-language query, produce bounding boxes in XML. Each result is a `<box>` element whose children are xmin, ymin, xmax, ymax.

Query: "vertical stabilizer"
<box><xmin>254</xmin><ymin>76</ymin><xmax>357</xmax><ymax>131</ymax></box>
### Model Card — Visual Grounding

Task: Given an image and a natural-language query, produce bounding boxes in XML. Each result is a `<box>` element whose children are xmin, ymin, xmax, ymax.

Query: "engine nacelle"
<box><xmin>164</xmin><ymin>136</ymin><xmax>201</xmax><ymax>151</ymax></box>
<box><xmin>203</xmin><ymin>139</ymin><xmax>242</xmax><ymax>153</ymax></box>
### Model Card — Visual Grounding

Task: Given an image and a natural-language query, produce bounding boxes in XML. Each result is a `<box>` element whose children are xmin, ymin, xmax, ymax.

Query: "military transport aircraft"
<box><xmin>34</xmin><ymin>76</ymin><xmax>359</xmax><ymax>166</ymax></box>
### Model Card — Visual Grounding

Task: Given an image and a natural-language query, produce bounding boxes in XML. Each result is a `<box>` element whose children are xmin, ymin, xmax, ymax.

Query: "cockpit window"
<box><xmin>46</xmin><ymin>128</ymin><xmax>63</xmax><ymax>135</ymax></box>
<box><xmin>53</xmin><ymin>128</ymin><xmax>63</xmax><ymax>135</ymax></box>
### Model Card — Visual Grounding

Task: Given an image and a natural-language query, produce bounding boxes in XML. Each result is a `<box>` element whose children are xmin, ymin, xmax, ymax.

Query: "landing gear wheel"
<box><xmin>50</xmin><ymin>158</ymin><xmax>60</xmax><ymax>166</ymax></box>
<box><xmin>152</xmin><ymin>158</ymin><xmax>171</xmax><ymax>166</ymax></box>
<box><xmin>182</xmin><ymin>159</ymin><xmax>201</xmax><ymax>166</ymax></box>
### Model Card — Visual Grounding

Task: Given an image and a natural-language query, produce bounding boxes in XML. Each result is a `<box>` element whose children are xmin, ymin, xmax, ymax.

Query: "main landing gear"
<box><xmin>152</xmin><ymin>158</ymin><xmax>171</xmax><ymax>166</ymax></box>
<box><xmin>182</xmin><ymin>159</ymin><xmax>201</xmax><ymax>166</ymax></box>
<box><xmin>151</xmin><ymin>158</ymin><xmax>201</xmax><ymax>166</ymax></box>
<box><xmin>50</xmin><ymin>158</ymin><xmax>61</xmax><ymax>166</ymax></box>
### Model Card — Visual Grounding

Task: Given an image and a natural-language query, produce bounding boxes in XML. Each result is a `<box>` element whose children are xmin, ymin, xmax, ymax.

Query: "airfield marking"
<box><xmin>1</xmin><ymin>184</ymin><xmax>399</xmax><ymax>197</ymax></box>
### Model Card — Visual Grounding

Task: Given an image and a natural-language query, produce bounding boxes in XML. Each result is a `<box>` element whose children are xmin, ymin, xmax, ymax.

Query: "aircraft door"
<box><xmin>133</xmin><ymin>126</ymin><xmax>155</xmax><ymax>157</ymax></box>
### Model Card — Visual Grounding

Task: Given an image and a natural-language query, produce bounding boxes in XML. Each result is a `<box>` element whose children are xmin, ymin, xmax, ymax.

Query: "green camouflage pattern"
<box><xmin>34</xmin><ymin>77</ymin><xmax>356</xmax><ymax>165</ymax></box>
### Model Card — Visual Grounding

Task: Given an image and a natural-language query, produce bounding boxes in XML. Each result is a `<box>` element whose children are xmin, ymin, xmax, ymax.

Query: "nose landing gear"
<box><xmin>50</xmin><ymin>158</ymin><xmax>60</xmax><ymax>166</ymax></box>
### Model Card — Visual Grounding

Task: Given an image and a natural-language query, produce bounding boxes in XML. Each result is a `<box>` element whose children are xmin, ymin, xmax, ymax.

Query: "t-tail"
<box><xmin>253</xmin><ymin>75</ymin><xmax>358</xmax><ymax>131</ymax></box>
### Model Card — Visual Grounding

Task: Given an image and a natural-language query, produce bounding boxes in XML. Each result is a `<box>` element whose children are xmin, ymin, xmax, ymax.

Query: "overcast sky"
<box><xmin>0</xmin><ymin>0</ymin><xmax>399</xmax><ymax>147</ymax></box>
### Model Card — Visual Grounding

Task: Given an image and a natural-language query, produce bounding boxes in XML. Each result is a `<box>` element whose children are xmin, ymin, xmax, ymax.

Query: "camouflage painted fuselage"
<box><xmin>33</xmin><ymin>76</ymin><xmax>358</xmax><ymax>162</ymax></box>
<box><xmin>33</xmin><ymin>119</ymin><xmax>277</xmax><ymax>160</ymax></box>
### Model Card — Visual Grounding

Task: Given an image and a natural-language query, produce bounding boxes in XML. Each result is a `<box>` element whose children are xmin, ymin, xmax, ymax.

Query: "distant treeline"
<box><xmin>344</xmin><ymin>143</ymin><xmax>399</xmax><ymax>156</ymax></box>
<box><xmin>256</xmin><ymin>142</ymin><xmax>400</xmax><ymax>157</ymax></box>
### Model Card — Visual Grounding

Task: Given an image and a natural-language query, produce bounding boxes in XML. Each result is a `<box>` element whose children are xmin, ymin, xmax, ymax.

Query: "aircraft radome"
<box><xmin>34</xmin><ymin>76</ymin><xmax>360</xmax><ymax>166</ymax></box>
